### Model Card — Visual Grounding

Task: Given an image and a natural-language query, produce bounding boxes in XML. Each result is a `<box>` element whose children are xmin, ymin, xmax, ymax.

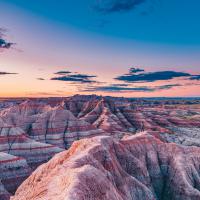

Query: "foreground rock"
<box><xmin>12</xmin><ymin>132</ymin><xmax>200</xmax><ymax>200</ymax></box>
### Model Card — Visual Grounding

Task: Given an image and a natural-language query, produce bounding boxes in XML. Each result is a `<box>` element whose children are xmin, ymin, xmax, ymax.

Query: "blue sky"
<box><xmin>2</xmin><ymin>0</ymin><xmax>200</xmax><ymax>45</ymax></box>
<box><xmin>0</xmin><ymin>0</ymin><xmax>200</xmax><ymax>97</ymax></box>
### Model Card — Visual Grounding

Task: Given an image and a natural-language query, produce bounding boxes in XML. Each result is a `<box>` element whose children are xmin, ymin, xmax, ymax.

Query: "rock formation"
<box><xmin>64</xmin><ymin>96</ymin><xmax>200</xmax><ymax>141</ymax></box>
<box><xmin>12</xmin><ymin>132</ymin><xmax>200</xmax><ymax>200</ymax></box>
<box><xmin>0</xmin><ymin>100</ymin><xmax>105</xmax><ymax>149</ymax></box>
<box><xmin>0</xmin><ymin>118</ymin><xmax>62</xmax><ymax>166</ymax></box>
<box><xmin>0</xmin><ymin>95</ymin><xmax>199</xmax><ymax>199</ymax></box>
<box><xmin>0</xmin><ymin>98</ymin><xmax>105</xmax><ymax>198</ymax></box>
<box><xmin>0</xmin><ymin>118</ymin><xmax>62</xmax><ymax>198</ymax></box>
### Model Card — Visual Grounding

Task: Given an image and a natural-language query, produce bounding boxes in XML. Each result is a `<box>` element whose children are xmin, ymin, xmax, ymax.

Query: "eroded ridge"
<box><xmin>12</xmin><ymin>132</ymin><xmax>200</xmax><ymax>200</ymax></box>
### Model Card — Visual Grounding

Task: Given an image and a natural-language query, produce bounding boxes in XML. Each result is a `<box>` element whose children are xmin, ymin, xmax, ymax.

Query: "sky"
<box><xmin>0</xmin><ymin>0</ymin><xmax>200</xmax><ymax>97</ymax></box>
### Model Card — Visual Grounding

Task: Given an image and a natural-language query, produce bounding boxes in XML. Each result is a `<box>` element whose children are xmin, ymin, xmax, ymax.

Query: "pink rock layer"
<box><xmin>0</xmin><ymin>100</ymin><xmax>105</xmax><ymax>149</ymax></box>
<box><xmin>12</xmin><ymin>132</ymin><xmax>200</xmax><ymax>200</ymax></box>
<box><xmin>64</xmin><ymin>95</ymin><xmax>200</xmax><ymax>133</ymax></box>
<box><xmin>0</xmin><ymin>99</ymin><xmax>106</xmax><ymax>198</ymax></box>
<box><xmin>0</xmin><ymin>118</ymin><xmax>62</xmax><ymax>198</ymax></box>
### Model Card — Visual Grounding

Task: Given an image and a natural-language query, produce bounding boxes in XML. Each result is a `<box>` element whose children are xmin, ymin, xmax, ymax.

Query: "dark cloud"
<box><xmin>129</xmin><ymin>67</ymin><xmax>145</xmax><ymax>73</ymax></box>
<box><xmin>115</xmin><ymin>69</ymin><xmax>191</xmax><ymax>83</ymax></box>
<box><xmin>0</xmin><ymin>39</ymin><xmax>13</xmax><ymax>49</ymax></box>
<box><xmin>84</xmin><ymin>85</ymin><xmax>154</xmax><ymax>92</ymax></box>
<box><xmin>157</xmin><ymin>84</ymin><xmax>182</xmax><ymax>90</ymax></box>
<box><xmin>69</xmin><ymin>74</ymin><xmax>96</xmax><ymax>79</ymax></box>
<box><xmin>94</xmin><ymin>0</ymin><xmax>146</xmax><ymax>13</ymax></box>
<box><xmin>190</xmin><ymin>75</ymin><xmax>200</xmax><ymax>80</ymax></box>
<box><xmin>0</xmin><ymin>28</ymin><xmax>14</xmax><ymax>50</ymax></box>
<box><xmin>110</xmin><ymin>83</ymin><xmax>129</xmax><ymax>87</ymax></box>
<box><xmin>54</xmin><ymin>71</ymin><xmax>72</xmax><ymax>75</ymax></box>
<box><xmin>83</xmin><ymin>83</ymin><xmax>181</xmax><ymax>93</ymax></box>
<box><xmin>37</xmin><ymin>78</ymin><xmax>45</xmax><ymax>80</ymax></box>
<box><xmin>0</xmin><ymin>71</ymin><xmax>18</xmax><ymax>75</ymax></box>
<box><xmin>51</xmin><ymin>72</ymin><xmax>97</xmax><ymax>83</ymax></box>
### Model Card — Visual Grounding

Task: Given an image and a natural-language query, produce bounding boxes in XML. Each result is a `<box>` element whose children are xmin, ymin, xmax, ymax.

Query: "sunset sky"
<box><xmin>0</xmin><ymin>0</ymin><xmax>200</xmax><ymax>97</ymax></box>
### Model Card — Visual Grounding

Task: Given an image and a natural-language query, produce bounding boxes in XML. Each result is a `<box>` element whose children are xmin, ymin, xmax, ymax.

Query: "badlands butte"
<box><xmin>0</xmin><ymin>95</ymin><xmax>199</xmax><ymax>200</ymax></box>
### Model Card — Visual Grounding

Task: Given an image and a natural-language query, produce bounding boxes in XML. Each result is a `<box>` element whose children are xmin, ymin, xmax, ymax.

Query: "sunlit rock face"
<box><xmin>12</xmin><ymin>133</ymin><xmax>200</xmax><ymax>200</ymax></box>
